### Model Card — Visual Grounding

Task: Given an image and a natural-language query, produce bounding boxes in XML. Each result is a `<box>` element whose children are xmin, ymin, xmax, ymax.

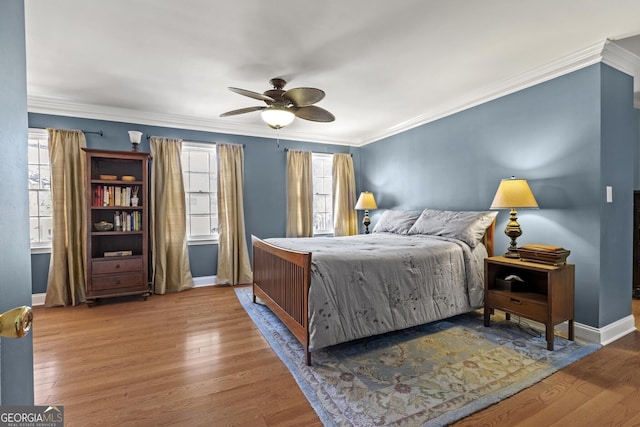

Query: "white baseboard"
<box><xmin>32</xmin><ymin>275</ymin><xmax>218</xmax><ymax>306</ymax></box>
<box><xmin>32</xmin><ymin>293</ymin><xmax>46</xmax><ymax>306</ymax></box>
<box><xmin>193</xmin><ymin>275</ymin><xmax>216</xmax><ymax>287</ymax></box>
<box><xmin>563</xmin><ymin>314</ymin><xmax>637</xmax><ymax>346</ymax></box>
<box><xmin>32</xmin><ymin>286</ymin><xmax>636</xmax><ymax>345</ymax></box>
<box><xmin>524</xmin><ymin>315</ymin><xmax>636</xmax><ymax>346</ymax></box>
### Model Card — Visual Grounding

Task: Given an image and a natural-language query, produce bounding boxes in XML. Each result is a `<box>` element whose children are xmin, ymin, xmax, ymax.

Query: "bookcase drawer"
<box><xmin>92</xmin><ymin>258</ymin><xmax>142</xmax><ymax>275</ymax></box>
<box><xmin>91</xmin><ymin>273</ymin><xmax>144</xmax><ymax>292</ymax></box>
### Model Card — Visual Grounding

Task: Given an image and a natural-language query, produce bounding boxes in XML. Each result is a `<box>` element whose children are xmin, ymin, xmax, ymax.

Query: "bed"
<box><xmin>251</xmin><ymin>208</ymin><xmax>497</xmax><ymax>365</ymax></box>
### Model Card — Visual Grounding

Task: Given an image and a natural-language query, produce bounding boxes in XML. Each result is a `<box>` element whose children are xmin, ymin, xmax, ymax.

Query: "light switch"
<box><xmin>606</xmin><ymin>186</ymin><xmax>613</xmax><ymax>203</ymax></box>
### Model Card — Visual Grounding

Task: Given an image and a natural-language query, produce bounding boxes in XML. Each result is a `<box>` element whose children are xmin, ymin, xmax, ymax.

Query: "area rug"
<box><xmin>234</xmin><ymin>286</ymin><xmax>600</xmax><ymax>427</ymax></box>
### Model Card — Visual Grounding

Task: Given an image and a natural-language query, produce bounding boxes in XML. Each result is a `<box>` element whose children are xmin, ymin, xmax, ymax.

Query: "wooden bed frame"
<box><xmin>251</xmin><ymin>221</ymin><xmax>495</xmax><ymax>366</ymax></box>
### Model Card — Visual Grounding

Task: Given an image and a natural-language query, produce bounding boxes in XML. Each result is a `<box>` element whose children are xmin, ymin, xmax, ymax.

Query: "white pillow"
<box><xmin>407</xmin><ymin>208</ymin><xmax>497</xmax><ymax>247</ymax></box>
<box><xmin>372</xmin><ymin>210</ymin><xmax>420</xmax><ymax>235</ymax></box>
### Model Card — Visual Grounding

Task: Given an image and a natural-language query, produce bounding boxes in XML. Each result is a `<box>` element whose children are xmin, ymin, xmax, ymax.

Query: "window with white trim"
<box><xmin>181</xmin><ymin>142</ymin><xmax>218</xmax><ymax>242</ymax></box>
<box><xmin>312</xmin><ymin>153</ymin><xmax>333</xmax><ymax>235</ymax></box>
<box><xmin>28</xmin><ymin>129</ymin><xmax>52</xmax><ymax>250</ymax></box>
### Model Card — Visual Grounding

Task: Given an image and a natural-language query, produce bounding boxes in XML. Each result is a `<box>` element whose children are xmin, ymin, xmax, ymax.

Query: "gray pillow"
<box><xmin>372</xmin><ymin>210</ymin><xmax>420</xmax><ymax>235</ymax></box>
<box><xmin>408</xmin><ymin>208</ymin><xmax>498</xmax><ymax>247</ymax></box>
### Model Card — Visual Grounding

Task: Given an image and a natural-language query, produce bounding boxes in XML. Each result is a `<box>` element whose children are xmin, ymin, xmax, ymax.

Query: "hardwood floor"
<box><xmin>33</xmin><ymin>287</ymin><xmax>640</xmax><ymax>427</ymax></box>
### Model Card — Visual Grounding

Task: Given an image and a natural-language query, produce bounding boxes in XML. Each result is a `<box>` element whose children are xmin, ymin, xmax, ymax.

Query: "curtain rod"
<box><xmin>145</xmin><ymin>135</ymin><xmax>244</xmax><ymax>147</ymax></box>
<box><xmin>284</xmin><ymin>148</ymin><xmax>352</xmax><ymax>156</ymax></box>
<box><xmin>83</xmin><ymin>130</ymin><xmax>103</xmax><ymax>136</ymax></box>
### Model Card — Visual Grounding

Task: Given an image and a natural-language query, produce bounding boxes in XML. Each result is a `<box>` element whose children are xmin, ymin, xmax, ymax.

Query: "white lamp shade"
<box><xmin>261</xmin><ymin>107</ymin><xmax>295</xmax><ymax>129</ymax></box>
<box><xmin>355</xmin><ymin>191</ymin><xmax>378</xmax><ymax>210</ymax></box>
<box><xmin>128</xmin><ymin>131</ymin><xmax>143</xmax><ymax>144</ymax></box>
<box><xmin>490</xmin><ymin>177</ymin><xmax>539</xmax><ymax>209</ymax></box>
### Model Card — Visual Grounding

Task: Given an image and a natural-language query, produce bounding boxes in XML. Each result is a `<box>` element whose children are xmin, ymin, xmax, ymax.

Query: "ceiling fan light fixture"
<box><xmin>261</xmin><ymin>106</ymin><xmax>295</xmax><ymax>129</ymax></box>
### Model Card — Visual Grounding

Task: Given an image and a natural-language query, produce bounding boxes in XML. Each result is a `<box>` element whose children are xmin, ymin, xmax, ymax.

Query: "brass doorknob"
<box><xmin>0</xmin><ymin>306</ymin><xmax>33</xmax><ymax>338</ymax></box>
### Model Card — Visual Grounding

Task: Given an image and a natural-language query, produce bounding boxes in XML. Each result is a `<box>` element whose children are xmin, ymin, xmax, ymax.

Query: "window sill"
<box><xmin>31</xmin><ymin>246</ymin><xmax>52</xmax><ymax>255</ymax></box>
<box><xmin>188</xmin><ymin>239</ymin><xmax>218</xmax><ymax>246</ymax></box>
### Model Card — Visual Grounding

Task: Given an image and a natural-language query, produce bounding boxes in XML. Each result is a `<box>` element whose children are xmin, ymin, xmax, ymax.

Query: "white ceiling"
<box><xmin>24</xmin><ymin>0</ymin><xmax>640</xmax><ymax>147</ymax></box>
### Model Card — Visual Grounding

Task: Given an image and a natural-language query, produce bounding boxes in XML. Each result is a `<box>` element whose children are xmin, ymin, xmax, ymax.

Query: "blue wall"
<box><xmin>0</xmin><ymin>0</ymin><xmax>34</xmax><ymax>405</ymax></box>
<box><xmin>358</xmin><ymin>64</ymin><xmax>638</xmax><ymax>329</ymax></box>
<box><xmin>28</xmin><ymin>113</ymin><xmax>355</xmax><ymax>293</ymax></box>
<box><xmin>27</xmin><ymin>62</ymin><xmax>638</xmax><ymax>331</ymax></box>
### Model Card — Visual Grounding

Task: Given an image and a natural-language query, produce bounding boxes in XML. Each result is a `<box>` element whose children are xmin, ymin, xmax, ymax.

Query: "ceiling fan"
<box><xmin>220</xmin><ymin>78</ymin><xmax>335</xmax><ymax>129</ymax></box>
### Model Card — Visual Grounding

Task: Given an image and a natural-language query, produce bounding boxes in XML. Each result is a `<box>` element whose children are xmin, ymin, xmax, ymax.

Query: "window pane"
<box><xmin>189</xmin><ymin>172</ymin><xmax>209</xmax><ymax>193</ymax></box>
<box><xmin>189</xmin><ymin>193</ymin><xmax>210</xmax><ymax>215</ymax></box>
<box><xmin>323</xmin><ymin>159</ymin><xmax>332</xmax><ymax>176</ymax></box>
<box><xmin>29</xmin><ymin>217</ymin><xmax>39</xmax><ymax>243</ymax></box>
<box><xmin>190</xmin><ymin>151</ymin><xmax>209</xmax><ymax>173</ymax></box>
<box><xmin>39</xmin><ymin>143</ymin><xmax>49</xmax><ymax>165</ymax></box>
<box><xmin>28</xmin><ymin>143</ymin><xmax>39</xmax><ymax>164</ymax></box>
<box><xmin>29</xmin><ymin>191</ymin><xmax>39</xmax><ymax>216</ymax></box>
<box><xmin>28</xmin><ymin>166</ymin><xmax>40</xmax><ymax>190</ymax></box>
<box><xmin>39</xmin><ymin>191</ymin><xmax>52</xmax><ymax>216</ymax></box>
<box><xmin>190</xmin><ymin>215</ymin><xmax>211</xmax><ymax>237</ymax></box>
<box><xmin>40</xmin><ymin>166</ymin><xmax>50</xmax><ymax>189</ymax></box>
<box><xmin>39</xmin><ymin>216</ymin><xmax>53</xmax><ymax>243</ymax></box>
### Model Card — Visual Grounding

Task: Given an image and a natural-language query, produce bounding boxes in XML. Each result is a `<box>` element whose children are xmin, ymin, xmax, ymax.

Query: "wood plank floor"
<box><xmin>33</xmin><ymin>286</ymin><xmax>640</xmax><ymax>427</ymax></box>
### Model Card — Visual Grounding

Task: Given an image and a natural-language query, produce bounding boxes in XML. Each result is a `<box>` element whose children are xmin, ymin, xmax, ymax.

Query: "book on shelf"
<box><xmin>104</xmin><ymin>250</ymin><xmax>132</xmax><ymax>257</ymax></box>
<box><xmin>93</xmin><ymin>185</ymin><xmax>140</xmax><ymax>207</ymax></box>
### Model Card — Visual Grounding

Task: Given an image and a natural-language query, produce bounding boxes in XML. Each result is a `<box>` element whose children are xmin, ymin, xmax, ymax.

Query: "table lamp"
<box><xmin>490</xmin><ymin>177</ymin><xmax>539</xmax><ymax>258</ymax></box>
<box><xmin>355</xmin><ymin>191</ymin><xmax>377</xmax><ymax>234</ymax></box>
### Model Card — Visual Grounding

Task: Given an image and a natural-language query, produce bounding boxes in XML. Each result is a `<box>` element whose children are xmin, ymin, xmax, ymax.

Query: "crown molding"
<box><xmin>29</xmin><ymin>39</ymin><xmax>639</xmax><ymax>148</ymax></box>
<box><xmin>601</xmin><ymin>39</ymin><xmax>640</xmax><ymax>108</ymax></box>
<box><xmin>354</xmin><ymin>41</ymin><xmax>611</xmax><ymax>146</ymax></box>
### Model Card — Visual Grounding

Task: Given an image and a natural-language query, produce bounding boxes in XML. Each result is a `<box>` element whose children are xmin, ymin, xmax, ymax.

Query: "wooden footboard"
<box><xmin>251</xmin><ymin>235</ymin><xmax>313</xmax><ymax>365</ymax></box>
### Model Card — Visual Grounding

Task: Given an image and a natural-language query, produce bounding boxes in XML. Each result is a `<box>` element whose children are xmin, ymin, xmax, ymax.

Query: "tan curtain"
<box><xmin>150</xmin><ymin>136</ymin><xmax>194</xmax><ymax>294</ymax></box>
<box><xmin>286</xmin><ymin>150</ymin><xmax>313</xmax><ymax>237</ymax></box>
<box><xmin>45</xmin><ymin>129</ymin><xmax>87</xmax><ymax>307</ymax></box>
<box><xmin>332</xmin><ymin>153</ymin><xmax>358</xmax><ymax>236</ymax></box>
<box><xmin>216</xmin><ymin>144</ymin><xmax>252</xmax><ymax>285</ymax></box>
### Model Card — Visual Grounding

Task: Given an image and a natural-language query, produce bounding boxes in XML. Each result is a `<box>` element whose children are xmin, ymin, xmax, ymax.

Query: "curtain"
<box><xmin>286</xmin><ymin>150</ymin><xmax>313</xmax><ymax>237</ymax></box>
<box><xmin>150</xmin><ymin>136</ymin><xmax>194</xmax><ymax>294</ymax></box>
<box><xmin>45</xmin><ymin>128</ymin><xmax>87</xmax><ymax>307</ymax></box>
<box><xmin>216</xmin><ymin>144</ymin><xmax>252</xmax><ymax>285</ymax></box>
<box><xmin>332</xmin><ymin>153</ymin><xmax>358</xmax><ymax>236</ymax></box>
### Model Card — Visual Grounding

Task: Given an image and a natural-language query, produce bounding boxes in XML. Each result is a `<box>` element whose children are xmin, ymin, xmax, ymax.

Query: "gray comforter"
<box><xmin>265</xmin><ymin>233</ymin><xmax>487</xmax><ymax>350</ymax></box>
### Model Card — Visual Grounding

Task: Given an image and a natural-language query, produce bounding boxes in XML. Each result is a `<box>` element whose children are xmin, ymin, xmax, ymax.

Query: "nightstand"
<box><xmin>484</xmin><ymin>256</ymin><xmax>575</xmax><ymax>350</ymax></box>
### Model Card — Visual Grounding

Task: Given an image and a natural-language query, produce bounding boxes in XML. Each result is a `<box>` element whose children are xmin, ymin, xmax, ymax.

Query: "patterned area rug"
<box><xmin>235</xmin><ymin>286</ymin><xmax>600</xmax><ymax>426</ymax></box>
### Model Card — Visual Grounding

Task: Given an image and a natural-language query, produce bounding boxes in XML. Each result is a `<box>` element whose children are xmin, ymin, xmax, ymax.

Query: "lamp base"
<box><xmin>503</xmin><ymin>208</ymin><xmax>522</xmax><ymax>259</ymax></box>
<box><xmin>503</xmin><ymin>248</ymin><xmax>520</xmax><ymax>258</ymax></box>
<box><xmin>363</xmin><ymin>210</ymin><xmax>371</xmax><ymax>234</ymax></box>
<box><xmin>131</xmin><ymin>143</ymin><xmax>139</xmax><ymax>152</ymax></box>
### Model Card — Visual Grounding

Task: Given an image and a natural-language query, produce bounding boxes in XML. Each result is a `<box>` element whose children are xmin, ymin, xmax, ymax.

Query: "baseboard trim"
<box><xmin>32</xmin><ymin>287</ymin><xmax>636</xmax><ymax>344</ymax></box>
<box><xmin>546</xmin><ymin>315</ymin><xmax>636</xmax><ymax>346</ymax></box>
<box><xmin>193</xmin><ymin>275</ymin><xmax>216</xmax><ymax>287</ymax></box>
<box><xmin>32</xmin><ymin>275</ymin><xmax>218</xmax><ymax>306</ymax></box>
<box><xmin>32</xmin><ymin>293</ymin><xmax>46</xmax><ymax>307</ymax></box>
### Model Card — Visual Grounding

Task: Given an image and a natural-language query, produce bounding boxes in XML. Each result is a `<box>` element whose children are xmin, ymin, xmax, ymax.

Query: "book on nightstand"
<box><xmin>517</xmin><ymin>244</ymin><xmax>570</xmax><ymax>265</ymax></box>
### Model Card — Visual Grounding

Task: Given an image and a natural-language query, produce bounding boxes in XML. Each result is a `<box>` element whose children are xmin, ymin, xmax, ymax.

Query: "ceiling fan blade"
<box><xmin>219</xmin><ymin>106</ymin><xmax>265</xmax><ymax>117</ymax></box>
<box><xmin>283</xmin><ymin>87</ymin><xmax>325</xmax><ymax>107</ymax></box>
<box><xmin>294</xmin><ymin>106</ymin><xmax>335</xmax><ymax>122</ymax></box>
<box><xmin>228</xmin><ymin>87</ymin><xmax>275</xmax><ymax>103</ymax></box>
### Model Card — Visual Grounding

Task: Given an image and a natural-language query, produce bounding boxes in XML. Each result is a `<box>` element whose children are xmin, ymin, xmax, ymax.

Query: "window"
<box><xmin>28</xmin><ymin>129</ymin><xmax>52</xmax><ymax>250</ymax></box>
<box><xmin>312</xmin><ymin>153</ymin><xmax>333</xmax><ymax>235</ymax></box>
<box><xmin>181</xmin><ymin>142</ymin><xmax>218</xmax><ymax>243</ymax></box>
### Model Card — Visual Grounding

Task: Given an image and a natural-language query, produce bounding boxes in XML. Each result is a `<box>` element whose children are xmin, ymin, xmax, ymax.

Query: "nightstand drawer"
<box><xmin>487</xmin><ymin>291</ymin><xmax>546</xmax><ymax>322</ymax></box>
<box><xmin>92</xmin><ymin>258</ymin><xmax>142</xmax><ymax>275</ymax></box>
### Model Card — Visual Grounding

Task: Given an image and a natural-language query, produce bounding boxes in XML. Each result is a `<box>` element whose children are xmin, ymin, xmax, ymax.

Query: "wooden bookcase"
<box><xmin>484</xmin><ymin>256</ymin><xmax>575</xmax><ymax>350</ymax></box>
<box><xmin>84</xmin><ymin>148</ymin><xmax>150</xmax><ymax>305</ymax></box>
